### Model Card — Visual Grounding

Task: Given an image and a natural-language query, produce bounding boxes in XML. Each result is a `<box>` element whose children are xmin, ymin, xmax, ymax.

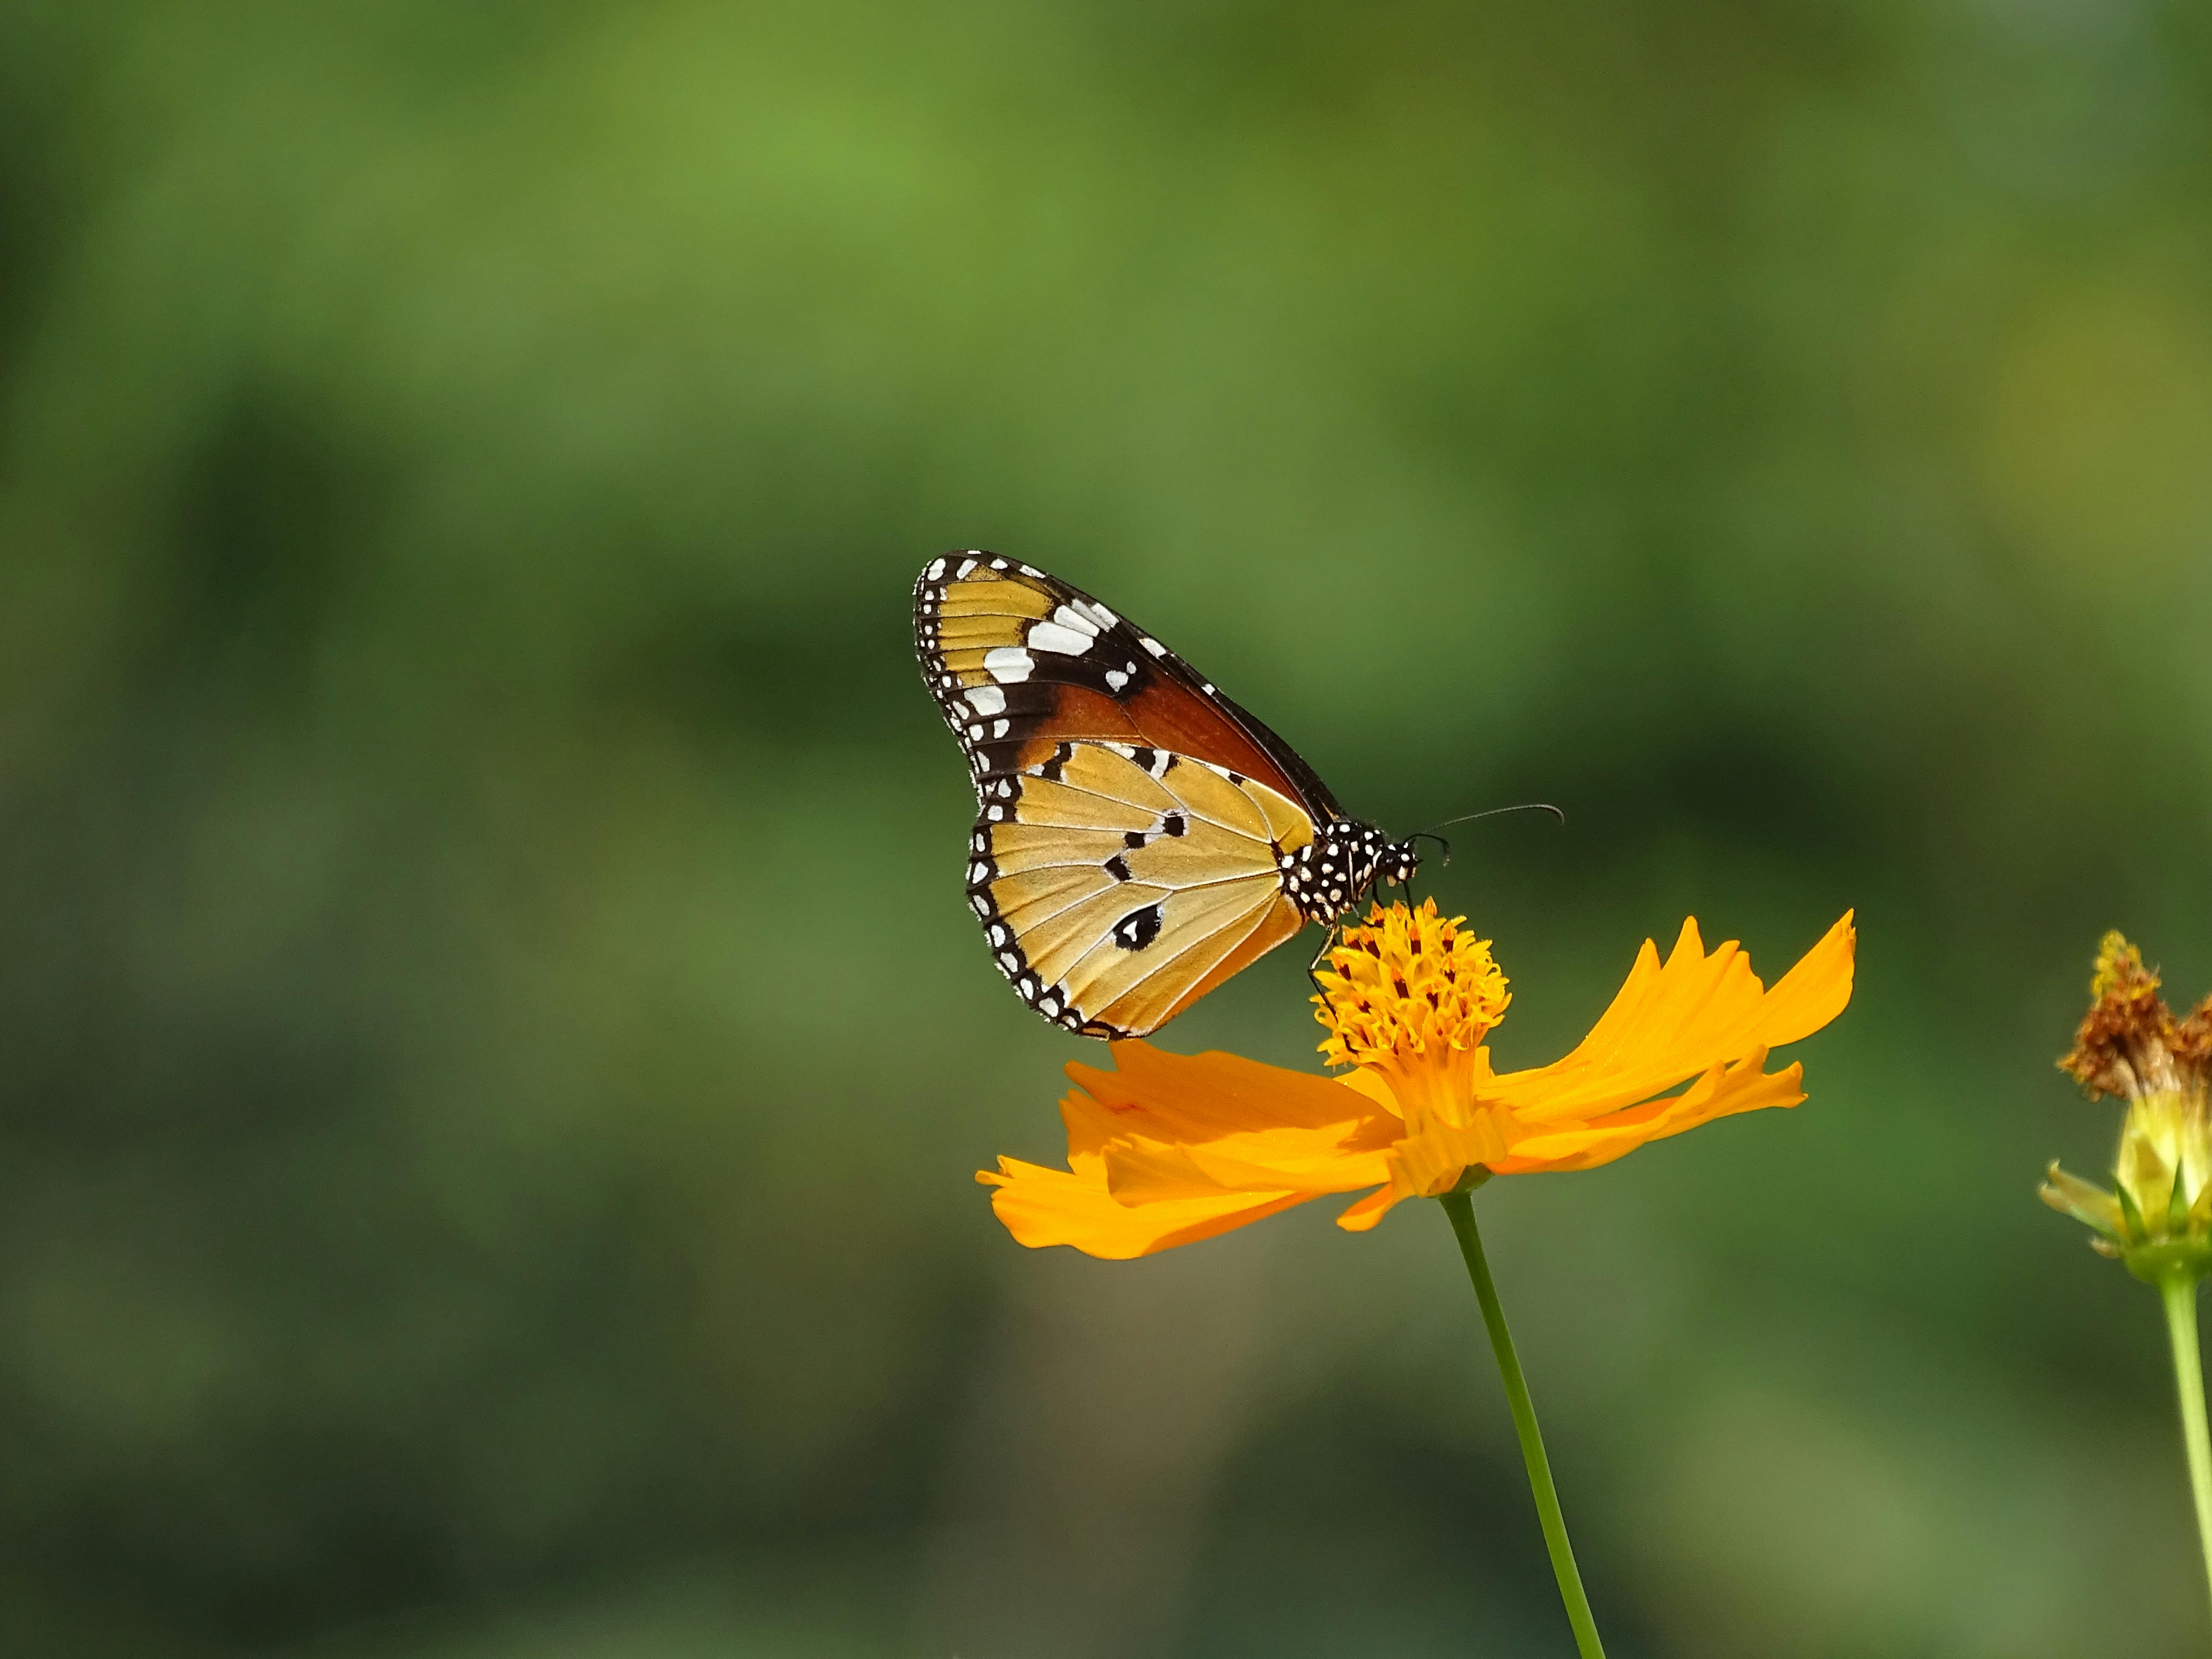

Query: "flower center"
<box><xmin>1313</xmin><ymin>899</ymin><xmax>1510</xmax><ymax>1133</ymax></box>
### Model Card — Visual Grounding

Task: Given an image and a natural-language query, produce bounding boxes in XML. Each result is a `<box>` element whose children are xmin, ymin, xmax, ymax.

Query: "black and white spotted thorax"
<box><xmin>1277</xmin><ymin>821</ymin><xmax>1420</xmax><ymax>923</ymax></box>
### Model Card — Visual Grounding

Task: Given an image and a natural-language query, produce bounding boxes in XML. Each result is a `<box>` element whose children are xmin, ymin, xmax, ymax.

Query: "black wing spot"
<box><xmin>1128</xmin><ymin>746</ymin><xmax>1157</xmax><ymax>774</ymax></box>
<box><xmin>1161</xmin><ymin>812</ymin><xmax>1186</xmax><ymax>837</ymax></box>
<box><xmin>1104</xmin><ymin>853</ymin><xmax>1132</xmax><ymax>883</ymax></box>
<box><xmin>1112</xmin><ymin>902</ymin><xmax>1165</xmax><ymax>951</ymax></box>
<box><xmin>1039</xmin><ymin>742</ymin><xmax>1071</xmax><ymax>782</ymax></box>
<box><xmin>1122</xmin><ymin>830</ymin><xmax>1147</xmax><ymax>849</ymax></box>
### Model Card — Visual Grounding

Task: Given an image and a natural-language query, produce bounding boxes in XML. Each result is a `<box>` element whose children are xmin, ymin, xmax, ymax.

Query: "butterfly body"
<box><xmin>914</xmin><ymin>552</ymin><xmax>1418</xmax><ymax>1038</ymax></box>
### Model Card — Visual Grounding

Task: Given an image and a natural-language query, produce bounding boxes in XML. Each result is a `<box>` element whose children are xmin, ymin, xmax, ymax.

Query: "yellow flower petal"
<box><xmin>1333</xmin><ymin>1185</ymin><xmax>1402</xmax><ymax>1232</ymax></box>
<box><xmin>1484</xmin><ymin>912</ymin><xmax>1854</xmax><ymax>1126</ymax></box>
<box><xmin>1103</xmin><ymin>1131</ymin><xmax>1391</xmax><ymax>1203</ymax></box>
<box><xmin>978</xmin><ymin>1157</ymin><xmax>1310</xmax><ymax>1259</ymax></box>
<box><xmin>971</xmin><ymin>1041</ymin><xmax>1402</xmax><ymax>1256</ymax></box>
<box><xmin>1067</xmin><ymin>1041</ymin><xmax>1386</xmax><ymax>1141</ymax></box>
<box><xmin>1491</xmin><ymin>1052</ymin><xmax>1806</xmax><ymax>1173</ymax></box>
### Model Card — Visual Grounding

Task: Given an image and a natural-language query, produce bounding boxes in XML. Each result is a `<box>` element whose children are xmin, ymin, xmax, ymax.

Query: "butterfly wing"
<box><xmin>967</xmin><ymin>740</ymin><xmax>1311</xmax><ymax>1036</ymax></box>
<box><xmin>915</xmin><ymin>553</ymin><xmax>1330</xmax><ymax>1037</ymax></box>
<box><xmin>913</xmin><ymin>552</ymin><xmax>1343</xmax><ymax>818</ymax></box>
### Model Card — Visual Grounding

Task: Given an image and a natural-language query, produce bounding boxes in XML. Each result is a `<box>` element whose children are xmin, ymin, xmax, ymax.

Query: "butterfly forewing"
<box><xmin>915</xmin><ymin>554</ymin><xmax>1329</xmax><ymax>804</ymax></box>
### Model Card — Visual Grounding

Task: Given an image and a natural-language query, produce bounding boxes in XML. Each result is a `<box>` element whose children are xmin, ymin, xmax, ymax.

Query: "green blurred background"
<box><xmin>3</xmin><ymin>1</ymin><xmax>2210</xmax><ymax>1654</ymax></box>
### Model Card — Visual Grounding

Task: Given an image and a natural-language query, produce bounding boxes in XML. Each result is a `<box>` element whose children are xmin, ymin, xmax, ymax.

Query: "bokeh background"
<box><xmin>4</xmin><ymin>2</ymin><xmax>2211</xmax><ymax>1655</ymax></box>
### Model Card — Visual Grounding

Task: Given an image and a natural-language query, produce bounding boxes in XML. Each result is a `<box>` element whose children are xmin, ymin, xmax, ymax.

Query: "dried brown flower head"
<box><xmin>2043</xmin><ymin>934</ymin><xmax>2212</xmax><ymax>1276</ymax></box>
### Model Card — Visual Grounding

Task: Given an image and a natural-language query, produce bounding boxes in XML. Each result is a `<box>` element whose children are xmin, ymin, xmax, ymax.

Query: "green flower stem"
<box><xmin>2158</xmin><ymin>1270</ymin><xmax>2212</xmax><ymax>1623</ymax></box>
<box><xmin>1440</xmin><ymin>1190</ymin><xmax>1607</xmax><ymax>1659</ymax></box>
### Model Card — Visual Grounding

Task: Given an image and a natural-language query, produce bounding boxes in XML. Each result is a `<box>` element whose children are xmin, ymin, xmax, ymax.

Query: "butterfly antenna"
<box><xmin>1409</xmin><ymin>801</ymin><xmax>1565</xmax><ymax>867</ymax></box>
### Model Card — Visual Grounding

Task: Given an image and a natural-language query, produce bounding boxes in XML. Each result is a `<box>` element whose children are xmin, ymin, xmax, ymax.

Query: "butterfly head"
<box><xmin>1284</xmin><ymin>821</ymin><xmax>1422</xmax><ymax>924</ymax></box>
<box><xmin>1373</xmin><ymin>836</ymin><xmax>1421</xmax><ymax>891</ymax></box>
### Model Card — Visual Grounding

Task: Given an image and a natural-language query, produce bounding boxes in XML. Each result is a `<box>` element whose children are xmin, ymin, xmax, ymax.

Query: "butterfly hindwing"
<box><xmin>964</xmin><ymin>740</ymin><xmax>1311</xmax><ymax>1038</ymax></box>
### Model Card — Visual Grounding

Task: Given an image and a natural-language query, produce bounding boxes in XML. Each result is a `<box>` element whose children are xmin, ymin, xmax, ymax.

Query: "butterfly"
<box><xmin>914</xmin><ymin>552</ymin><xmax>1420</xmax><ymax>1038</ymax></box>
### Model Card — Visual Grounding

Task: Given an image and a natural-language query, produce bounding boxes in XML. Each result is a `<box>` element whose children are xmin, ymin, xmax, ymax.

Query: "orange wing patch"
<box><xmin>914</xmin><ymin>555</ymin><xmax>1311</xmax><ymax>803</ymax></box>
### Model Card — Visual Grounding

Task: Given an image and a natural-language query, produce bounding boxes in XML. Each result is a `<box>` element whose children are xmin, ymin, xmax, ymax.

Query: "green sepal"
<box><xmin>2117</xmin><ymin>1182</ymin><xmax>2153</xmax><ymax>1248</ymax></box>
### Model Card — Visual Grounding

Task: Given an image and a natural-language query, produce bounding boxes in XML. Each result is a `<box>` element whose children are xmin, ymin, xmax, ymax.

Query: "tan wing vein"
<box><xmin>992</xmin><ymin>864</ymin><xmax>1114</xmax><ymax>927</ymax></box>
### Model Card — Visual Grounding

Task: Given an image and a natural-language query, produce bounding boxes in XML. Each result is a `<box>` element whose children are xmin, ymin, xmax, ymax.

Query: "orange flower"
<box><xmin>979</xmin><ymin>900</ymin><xmax>1857</xmax><ymax>1257</ymax></box>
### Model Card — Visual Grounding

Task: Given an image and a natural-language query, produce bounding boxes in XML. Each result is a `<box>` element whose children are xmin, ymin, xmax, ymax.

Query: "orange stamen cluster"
<box><xmin>1311</xmin><ymin>899</ymin><xmax>1510</xmax><ymax>1143</ymax></box>
<box><xmin>1313</xmin><ymin>898</ymin><xmax>1509</xmax><ymax>1070</ymax></box>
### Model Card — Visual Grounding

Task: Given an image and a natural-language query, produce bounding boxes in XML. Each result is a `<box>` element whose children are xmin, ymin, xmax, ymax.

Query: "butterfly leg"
<box><xmin>1305</xmin><ymin>923</ymin><xmax>1341</xmax><ymax>992</ymax></box>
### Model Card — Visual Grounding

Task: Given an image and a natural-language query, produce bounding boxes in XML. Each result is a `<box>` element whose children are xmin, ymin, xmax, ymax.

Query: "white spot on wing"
<box><xmin>1027</xmin><ymin>620</ymin><xmax>1091</xmax><ymax>655</ymax></box>
<box><xmin>1074</xmin><ymin>599</ymin><xmax>1119</xmax><ymax>629</ymax></box>
<box><xmin>1141</xmin><ymin>636</ymin><xmax>1168</xmax><ymax>657</ymax></box>
<box><xmin>1050</xmin><ymin>604</ymin><xmax>1101</xmax><ymax>637</ymax></box>
<box><xmin>1105</xmin><ymin>669</ymin><xmax>1129</xmax><ymax>692</ymax></box>
<box><xmin>984</xmin><ymin>647</ymin><xmax>1033</xmax><ymax>682</ymax></box>
<box><xmin>925</xmin><ymin>558</ymin><xmax>946</xmax><ymax>580</ymax></box>
<box><xmin>957</xmin><ymin>557</ymin><xmax>978</xmax><ymax>578</ymax></box>
<box><xmin>963</xmin><ymin>684</ymin><xmax>1007</xmax><ymax>716</ymax></box>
